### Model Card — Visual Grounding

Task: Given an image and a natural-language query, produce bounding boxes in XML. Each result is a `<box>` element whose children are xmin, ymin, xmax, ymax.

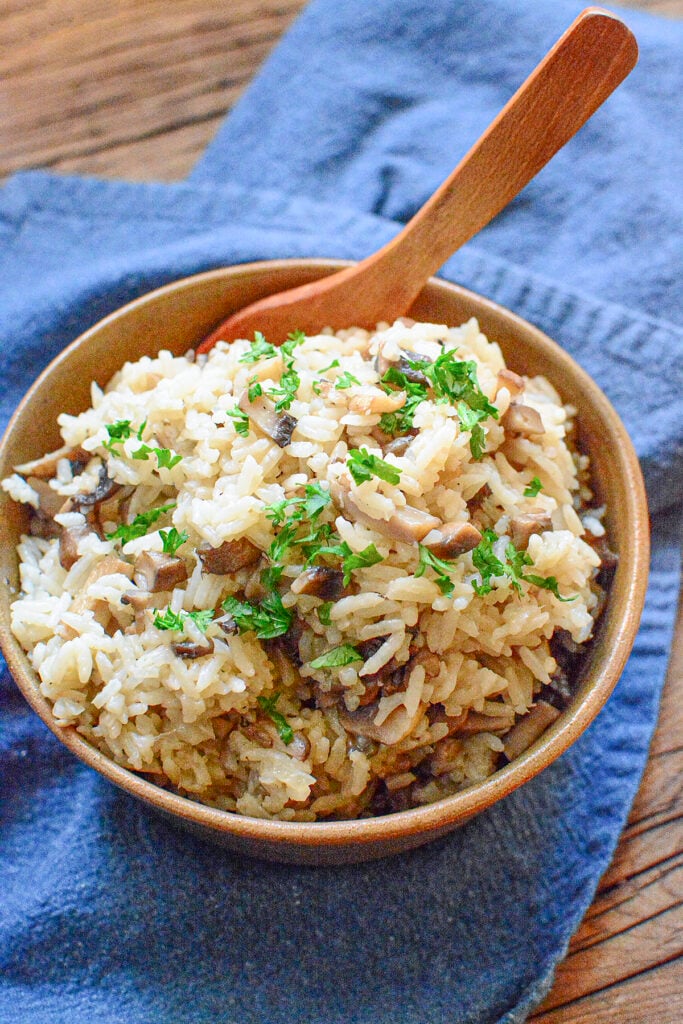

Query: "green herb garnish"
<box><xmin>239</xmin><ymin>331</ymin><xmax>278</xmax><ymax>364</ymax></box>
<box><xmin>334</xmin><ymin>370</ymin><xmax>361</xmax><ymax>390</ymax></box>
<box><xmin>347</xmin><ymin>447</ymin><xmax>401</xmax><ymax>486</ymax></box>
<box><xmin>185</xmin><ymin>609</ymin><xmax>215</xmax><ymax>632</ymax></box>
<box><xmin>159</xmin><ymin>527</ymin><xmax>188</xmax><ymax>555</ymax></box>
<box><xmin>226</xmin><ymin>407</ymin><xmax>250</xmax><ymax>437</ymax></box>
<box><xmin>310</xmin><ymin>644</ymin><xmax>364</xmax><ymax>669</ymax></box>
<box><xmin>131</xmin><ymin>443</ymin><xmax>182</xmax><ymax>469</ymax></box>
<box><xmin>457</xmin><ymin>402</ymin><xmax>488</xmax><ymax>460</ymax></box>
<box><xmin>470</xmin><ymin>529</ymin><xmax>575</xmax><ymax>600</ymax></box>
<box><xmin>221</xmin><ymin>592</ymin><xmax>293</xmax><ymax>639</ymax></box>
<box><xmin>103</xmin><ymin>419</ymin><xmax>133</xmax><ymax>454</ymax></box>
<box><xmin>152</xmin><ymin>606</ymin><xmax>213</xmax><ymax>633</ymax></box>
<box><xmin>524</xmin><ymin>477</ymin><xmax>543</xmax><ymax>497</ymax></box>
<box><xmin>256</xmin><ymin>692</ymin><xmax>294</xmax><ymax>745</ymax></box>
<box><xmin>320</xmin><ymin>359</ymin><xmax>340</xmax><ymax>373</ymax></box>
<box><xmin>106</xmin><ymin>502</ymin><xmax>176</xmax><ymax>544</ymax></box>
<box><xmin>247</xmin><ymin>377</ymin><xmax>263</xmax><ymax>402</ymax></box>
<box><xmin>415</xmin><ymin>545</ymin><xmax>458</xmax><ymax>596</ymax></box>
<box><xmin>317</xmin><ymin>602</ymin><xmax>333</xmax><ymax>626</ymax></box>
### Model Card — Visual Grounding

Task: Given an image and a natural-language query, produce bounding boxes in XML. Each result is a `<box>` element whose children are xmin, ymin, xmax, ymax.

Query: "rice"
<box><xmin>1</xmin><ymin>317</ymin><xmax>612</xmax><ymax>820</ymax></box>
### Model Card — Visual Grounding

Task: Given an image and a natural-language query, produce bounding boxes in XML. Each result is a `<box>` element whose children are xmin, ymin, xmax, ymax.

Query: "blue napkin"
<box><xmin>1</xmin><ymin>1</ymin><xmax>681</xmax><ymax>1022</ymax></box>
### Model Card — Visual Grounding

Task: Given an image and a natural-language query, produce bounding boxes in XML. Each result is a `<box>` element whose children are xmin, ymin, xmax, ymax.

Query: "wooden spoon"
<box><xmin>197</xmin><ymin>7</ymin><xmax>637</xmax><ymax>353</ymax></box>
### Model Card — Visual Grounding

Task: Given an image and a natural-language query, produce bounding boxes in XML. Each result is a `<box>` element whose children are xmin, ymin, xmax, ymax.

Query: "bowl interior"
<box><xmin>0</xmin><ymin>260</ymin><xmax>649</xmax><ymax>863</ymax></box>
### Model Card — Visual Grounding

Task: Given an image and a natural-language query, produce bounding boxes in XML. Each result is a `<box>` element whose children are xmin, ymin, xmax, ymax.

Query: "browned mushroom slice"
<box><xmin>337</xmin><ymin>700</ymin><xmax>426</xmax><ymax>746</ymax></box>
<box><xmin>64</xmin><ymin>464</ymin><xmax>121</xmax><ymax>514</ymax></box>
<box><xmin>238</xmin><ymin>391</ymin><xmax>296</xmax><ymax>448</ymax></box>
<box><xmin>496</xmin><ymin>368</ymin><xmax>525</xmax><ymax>397</ymax></box>
<box><xmin>502</xmin><ymin>404</ymin><xmax>545</xmax><ymax>437</ymax></box>
<box><xmin>59</xmin><ymin>524</ymin><xmax>94</xmax><ymax>571</ymax></box>
<box><xmin>330</xmin><ymin>478</ymin><xmax>440</xmax><ymax>544</ymax></box>
<box><xmin>509</xmin><ymin>511</ymin><xmax>552</xmax><ymax>551</ymax></box>
<box><xmin>383</xmin><ymin>435</ymin><xmax>414</xmax><ymax>458</ymax></box>
<box><xmin>25</xmin><ymin>477</ymin><xmax>66</xmax><ymax>519</ymax></box>
<box><xmin>502</xmin><ymin>700</ymin><xmax>561</xmax><ymax>761</ymax></box>
<box><xmin>421</xmin><ymin>521</ymin><xmax>482</xmax><ymax>559</ymax></box>
<box><xmin>120</xmin><ymin>589</ymin><xmax>154</xmax><ymax>611</ymax></box>
<box><xmin>134</xmin><ymin>551</ymin><xmax>188</xmax><ymax>592</ymax></box>
<box><xmin>454</xmin><ymin>711</ymin><xmax>512</xmax><ymax>736</ymax></box>
<box><xmin>71</xmin><ymin>555</ymin><xmax>134</xmax><ymax>615</ymax></box>
<box><xmin>14</xmin><ymin>444</ymin><xmax>90</xmax><ymax>480</ymax></box>
<box><xmin>172</xmin><ymin>637</ymin><xmax>215</xmax><ymax>659</ymax></box>
<box><xmin>290</xmin><ymin>566</ymin><xmax>344</xmax><ymax>600</ymax></box>
<box><xmin>214</xmin><ymin>612</ymin><xmax>238</xmax><ymax>635</ymax></box>
<box><xmin>198</xmin><ymin>537</ymin><xmax>262</xmax><ymax>575</ymax></box>
<box><xmin>429</xmin><ymin>736</ymin><xmax>465</xmax><ymax>776</ymax></box>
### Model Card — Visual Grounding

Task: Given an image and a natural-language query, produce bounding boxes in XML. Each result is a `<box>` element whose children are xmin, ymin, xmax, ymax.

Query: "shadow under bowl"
<box><xmin>0</xmin><ymin>259</ymin><xmax>650</xmax><ymax>864</ymax></box>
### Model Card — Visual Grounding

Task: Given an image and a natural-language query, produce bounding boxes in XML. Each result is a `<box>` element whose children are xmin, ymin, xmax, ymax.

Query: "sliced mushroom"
<box><xmin>71</xmin><ymin>555</ymin><xmax>134</xmax><ymax>615</ymax></box>
<box><xmin>25</xmin><ymin>477</ymin><xmax>66</xmax><ymax>519</ymax></box>
<box><xmin>337</xmin><ymin>700</ymin><xmax>426</xmax><ymax>746</ymax></box>
<box><xmin>291</xmin><ymin>566</ymin><xmax>344</xmax><ymax>600</ymax></box>
<box><xmin>120</xmin><ymin>589</ymin><xmax>154</xmax><ymax>611</ymax></box>
<box><xmin>429</xmin><ymin>736</ymin><xmax>465</xmax><ymax>776</ymax></box>
<box><xmin>59</xmin><ymin>524</ymin><xmax>93</xmax><ymax>570</ymax></box>
<box><xmin>496</xmin><ymin>368</ymin><xmax>525</xmax><ymax>397</ymax></box>
<box><xmin>349</xmin><ymin>387</ymin><xmax>407</xmax><ymax>415</ymax></box>
<box><xmin>330</xmin><ymin>477</ymin><xmax>440</xmax><ymax>544</ymax></box>
<box><xmin>172</xmin><ymin>637</ymin><xmax>215</xmax><ymax>659</ymax></box>
<box><xmin>67</xmin><ymin>464</ymin><xmax>121</xmax><ymax>512</ymax></box>
<box><xmin>214</xmin><ymin>612</ymin><xmax>238</xmax><ymax>635</ymax></box>
<box><xmin>383</xmin><ymin>435</ymin><xmax>414</xmax><ymax>457</ymax></box>
<box><xmin>134</xmin><ymin>551</ymin><xmax>188</xmax><ymax>592</ymax></box>
<box><xmin>198</xmin><ymin>537</ymin><xmax>261</xmax><ymax>575</ymax></box>
<box><xmin>421</xmin><ymin>521</ymin><xmax>482</xmax><ymax>559</ymax></box>
<box><xmin>502</xmin><ymin>404</ymin><xmax>545</xmax><ymax>437</ymax></box>
<box><xmin>454</xmin><ymin>710</ymin><xmax>513</xmax><ymax>736</ymax></box>
<box><xmin>15</xmin><ymin>444</ymin><xmax>90</xmax><ymax>480</ymax></box>
<box><xmin>509</xmin><ymin>511</ymin><xmax>552</xmax><ymax>551</ymax></box>
<box><xmin>502</xmin><ymin>701</ymin><xmax>560</xmax><ymax>761</ymax></box>
<box><xmin>242</xmin><ymin>722</ymin><xmax>274</xmax><ymax>747</ymax></box>
<box><xmin>28</xmin><ymin>511</ymin><xmax>61</xmax><ymax>540</ymax></box>
<box><xmin>238</xmin><ymin>391</ymin><xmax>296</xmax><ymax>448</ymax></box>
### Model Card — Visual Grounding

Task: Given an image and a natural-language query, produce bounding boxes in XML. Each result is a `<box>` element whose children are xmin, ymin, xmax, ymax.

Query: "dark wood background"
<box><xmin>2</xmin><ymin>1</ymin><xmax>681</xmax><ymax>1020</ymax></box>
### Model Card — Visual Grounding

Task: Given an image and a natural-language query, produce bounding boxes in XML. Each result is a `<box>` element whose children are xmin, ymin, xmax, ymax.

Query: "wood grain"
<box><xmin>1</xmin><ymin>1</ymin><xmax>681</xmax><ymax>1020</ymax></box>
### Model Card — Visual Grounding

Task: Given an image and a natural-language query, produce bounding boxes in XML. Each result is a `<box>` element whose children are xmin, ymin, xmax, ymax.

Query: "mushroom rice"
<box><xmin>2</xmin><ymin>317</ymin><xmax>614</xmax><ymax>820</ymax></box>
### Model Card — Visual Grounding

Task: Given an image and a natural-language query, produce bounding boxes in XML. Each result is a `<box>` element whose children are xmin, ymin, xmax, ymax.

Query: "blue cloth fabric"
<box><xmin>0</xmin><ymin>1</ymin><xmax>681</xmax><ymax>1021</ymax></box>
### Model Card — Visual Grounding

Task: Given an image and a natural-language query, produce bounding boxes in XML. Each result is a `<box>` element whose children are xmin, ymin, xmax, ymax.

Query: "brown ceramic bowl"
<box><xmin>0</xmin><ymin>260</ymin><xmax>649</xmax><ymax>864</ymax></box>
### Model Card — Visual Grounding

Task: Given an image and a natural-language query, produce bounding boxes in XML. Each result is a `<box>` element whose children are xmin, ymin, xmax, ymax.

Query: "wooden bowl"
<box><xmin>0</xmin><ymin>260</ymin><xmax>649</xmax><ymax>864</ymax></box>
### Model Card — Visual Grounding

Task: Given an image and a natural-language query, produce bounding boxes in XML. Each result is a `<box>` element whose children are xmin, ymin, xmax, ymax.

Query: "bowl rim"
<box><xmin>0</xmin><ymin>258</ymin><xmax>650</xmax><ymax>849</ymax></box>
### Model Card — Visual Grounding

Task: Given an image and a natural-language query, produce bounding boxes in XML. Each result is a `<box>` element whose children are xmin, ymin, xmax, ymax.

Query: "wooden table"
<box><xmin>2</xmin><ymin>2</ymin><xmax>681</xmax><ymax>1020</ymax></box>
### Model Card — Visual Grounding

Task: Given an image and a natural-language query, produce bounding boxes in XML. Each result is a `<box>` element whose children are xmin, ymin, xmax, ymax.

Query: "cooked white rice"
<box><xmin>2</xmin><ymin>317</ymin><xmax>607</xmax><ymax>820</ymax></box>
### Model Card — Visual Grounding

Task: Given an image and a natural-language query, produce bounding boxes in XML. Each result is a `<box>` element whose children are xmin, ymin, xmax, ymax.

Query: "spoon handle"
<box><xmin>356</xmin><ymin>7</ymin><xmax>638</xmax><ymax>312</ymax></box>
<box><xmin>198</xmin><ymin>7</ymin><xmax>637</xmax><ymax>349</ymax></box>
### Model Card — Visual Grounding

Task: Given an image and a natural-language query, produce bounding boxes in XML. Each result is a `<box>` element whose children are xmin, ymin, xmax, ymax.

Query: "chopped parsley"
<box><xmin>159</xmin><ymin>527</ymin><xmax>188</xmax><ymax>555</ymax></box>
<box><xmin>317</xmin><ymin>602</ymin><xmax>333</xmax><ymax>626</ymax></box>
<box><xmin>131</xmin><ymin>444</ymin><xmax>182</xmax><ymax>470</ymax></box>
<box><xmin>309</xmin><ymin>644</ymin><xmax>364</xmax><ymax>669</ymax></box>
<box><xmin>470</xmin><ymin>529</ymin><xmax>575</xmax><ymax>600</ymax></box>
<box><xmin>456</xmin><ymin>402</ymin><xmax>488</xmax><ymax>460</ymax></box>
<box><xmin>378</xmin><ymin>350</ymin><xmax>499</xmax><ymax>457</ymax></box>
<box><xmin>221</xmin><ymin>592</ymin><xmax>293</xmax><ymax>639</ymax></box>
<box><xmin>106</xmin><ymin>502</ymin><xmax>176</xmax><ymax>544</ymax></box>
<box><xmin>256</xmin><ymin>692</ymin><xmax>294</xmax><ymax>745</ymax></box>
<box><xmin>239</xmin><ymin>331</ymin><xmax>278</xmax><ymax>364</ymax></box>
<box><xmin>320</xmin><ymin>359</ymin><xmax>340</xmax><ymax>373</ymax></box>
<box><xmin>306</xmin><ymin>540</ymin><xmax>383</xmax><ymax>584</ymax></box>
<box><xmin>347</xmin><ymin>447</ymin><xmax>401</xmax><ymax>486</ymax></box>
<box><xmin>152</xmin><ymin>607</ymin><xmax>214</xmax><ymax>633</ymax></box>
<box><xmin>415</xmin><ymin>545</ymin><xmax>458</xmax><ymax>597</ymax></box>
<box><xmin>265</xmin><ymin>331</ymin><xmax>305</xmax><ymax>412</ymax></box>
<box><xmin>247</xmin><ymin>377</ymin><xmax>263</xmax><ymax>402</ymax></box>
<box><xmin>103</xmin><ymin>419</ymin><xmax>133</xmax><ymax>454</ymax></box>
<box><xmin>334</xmin><ymin>370</ymin><xmax>361</xmax><ymax>390</ymax></box>
<box><xmin>265</xmin><ymin>482</ymin><xmax>331</xmax><ymax>527</ymax></box>
<box><xmin>226</xmin><ymin>407</ymin><xmax>250</xmax><ymax>437</ymax></box>
<box><xmin>524</xmin><ymin>477</ymin><xmax>543</xmax><ymax>497</ymax></box>
<box><xmin>136</xmin><ymin>420</ymin><xmax>147</xmax><ymax>441</ymax></box>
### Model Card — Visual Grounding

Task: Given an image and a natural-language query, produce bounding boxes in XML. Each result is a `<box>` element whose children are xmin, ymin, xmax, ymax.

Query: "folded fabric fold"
<box><xmin>1</xmin><ymin>1</ymin><xmax>681</xmax><ymax>1022</ymax></box>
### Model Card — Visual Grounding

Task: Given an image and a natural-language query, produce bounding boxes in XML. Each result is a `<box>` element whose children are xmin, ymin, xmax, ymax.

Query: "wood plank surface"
<box><xmin>1</xmin><ymin>2</ymin><xmax>681</xmax><ymax>1021</ymax></box>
